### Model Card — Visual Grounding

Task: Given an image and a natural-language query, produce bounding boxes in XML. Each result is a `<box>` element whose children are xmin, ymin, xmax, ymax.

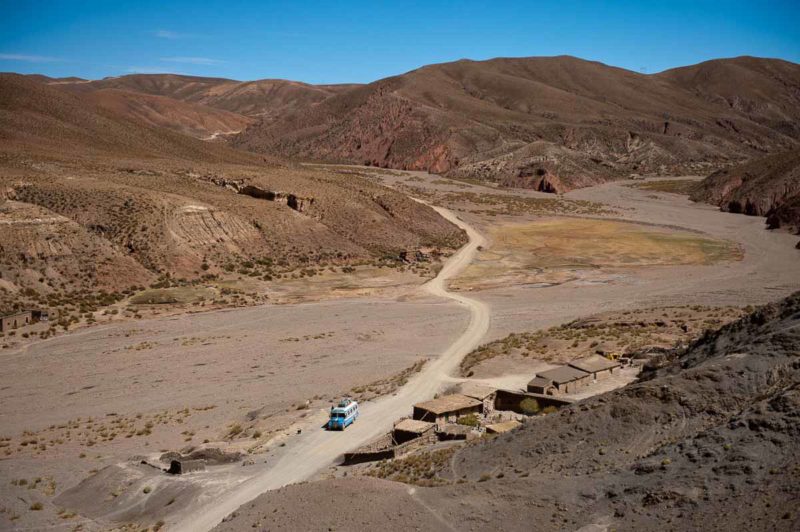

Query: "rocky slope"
<box><xmin>0</xmin><ymin>74</ymin><xmax>261</xmax><ymax>163</ymax></box>
<box><xmin>657</xmin><ymin>56</ymin><xmax>800</xmax><ymax>139</ymax></box>
<box><xmin>0</xmin><ymin>74</ymin><xmax>466</xmax><ymax>315</ymax></box>
<box><xmin>84</xmin><ymin>88</ymin><xmax>254</xmax><ymax>139</ymax></box>
<box><xmin>216</xmin><ymin>292</ymin><xmax>800</xmax><ymax>531</ymax></box>
<box><xmin>691</xmin><ymin>149</ymin><xmax>800</xmax><ymax>233</ymax></box>
<box><xmin>233</xmin><ymin>56</ymin><xmax>800</xmax><ymax>192</ymax></box>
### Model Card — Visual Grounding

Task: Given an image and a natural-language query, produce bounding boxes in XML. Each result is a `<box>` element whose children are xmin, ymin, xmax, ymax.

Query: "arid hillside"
<box><xmin>691</xmin><ymin>149</ymin><xmax>800</xmax><ymax>233</ymax></box>
<box><xmin>53</xmin><ymin>73</ymin><xmax>358</xmax><ymax>119</ymax></box>
<box><xmin>233</xmin><ymin>56</ymin><xmax>800</xmax><ymax>191</ymax></box>
<box><xmin>0</xmin><ymin>74</ymin><xmax>466</xmax><ymax>317</ymax></box>
<box><xmin>0</xmin><ymin>74</ymin><xmax>263</xmax><ymax>163</ymax></box>
<box><xmin>657</xmin><ymin>56</ymin><xmax>800</xmax><ymax>138</ymax></box>
<box><xmin>84</xmin><ymin>89</ymin><xmax>254</xmax><ymax>139</ymax></box>
<box><xmin>215</xmin><ymin>292</ymin><xmax>800</xmax><ymax>531</ymax></box>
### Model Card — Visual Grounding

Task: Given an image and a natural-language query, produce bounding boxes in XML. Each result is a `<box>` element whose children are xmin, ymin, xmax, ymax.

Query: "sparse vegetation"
<box><xmin>457</xmin><ymin>413</ymin><xmax>480</xmax><ymax>427</ymax></box>
<box><xmin>461</xmin><ymin>305</ymin><xmax>746</xmax><ymax>375</ymax></box>
<box><xmin>630</xmin><ymin>179</ymin><xmax>700</xmax><ymax>195</ymax></box>
<box><xmin>364</xmin><ymin>448</ymin><xmax>457</xmax><ymax>486</ymax></box>
<box><xmin>350</xmin><ymin>359</ymin><xmax>427</xmax><ymax>402</ymax></box>
<box><xmin>519</xmin><ymin>398</ymin><xmax>541</xmax><ymax>415</ymax></box>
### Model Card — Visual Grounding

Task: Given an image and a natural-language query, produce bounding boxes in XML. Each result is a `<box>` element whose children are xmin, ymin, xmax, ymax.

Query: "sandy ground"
<box><xmin>165</xmin><ymin>203</ymin><xmax>488</xmax><ymax>532</ymax></box>
<box><xmin>0</xmin><ymin>297</ymin><xmax>468</xmax><ymax>530</ymax></box>
<box><xmin>0</xmin><ymin>298</ymin><xmax>469</xmax><ymax>435</ymax></box>
<box><xmin>1</xmin><ymin>171</ymin><xmax>798</xmax><ymax>531</ymax></box>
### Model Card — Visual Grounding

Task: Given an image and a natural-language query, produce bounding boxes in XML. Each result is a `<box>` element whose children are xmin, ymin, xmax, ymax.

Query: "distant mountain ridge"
<box><xmin>52</xmin><ymin>73</ymin><xmax>360</xmax><ymax>119</ymax></box>
<box><xmin>17</xmin><ymin>55</ymin><xmax>800</xmax><ymax>192</ymax></box>
<box><xmin>230</xmin><ymin>55</ymin><xmax>800</xmax><ymax>191</ymax></box>
<box><xmin>0</xmin><ymin>73</ymin><xmax>261</xmax><ymax>162</ymax></box>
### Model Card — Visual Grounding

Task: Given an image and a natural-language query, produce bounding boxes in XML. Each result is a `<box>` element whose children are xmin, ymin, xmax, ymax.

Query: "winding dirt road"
<box><xmin>170</xmin><ymin>205</ymin><xmax>488</xmax><ymax>532</ymax></box>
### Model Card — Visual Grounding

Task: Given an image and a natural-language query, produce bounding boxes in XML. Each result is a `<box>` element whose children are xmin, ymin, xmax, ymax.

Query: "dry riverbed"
<box><xmin>1</xmin><ymin>170</ymin><xmax>798</xmax><ymax>531</ymax></box>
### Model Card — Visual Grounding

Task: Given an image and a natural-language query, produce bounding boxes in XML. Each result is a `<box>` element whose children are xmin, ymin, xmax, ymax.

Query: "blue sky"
<box><xmin>1</xmin><ymin>0</ymin><xmax>798</xmax><ymax>83</ymax></box>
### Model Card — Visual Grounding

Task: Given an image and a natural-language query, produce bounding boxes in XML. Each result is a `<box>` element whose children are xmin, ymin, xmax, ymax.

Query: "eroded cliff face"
<box><xmin>500</xmin><ymin>165</ymin><xmax>566</xmax><ymax>193</ymax></box>
<box><xmin>692</xmin><ymin>149</ymin><xmax>800</xmax><ymax>231</ymax></box>
<box><xmin>205</xmin><ymin>177</ymin><xmax>315</xmax><ymax>214</ymax></box>
<box><xmin>238</xmin><ymin>186</ymin><xmax>315</xmax><ymax>213</ymax></box>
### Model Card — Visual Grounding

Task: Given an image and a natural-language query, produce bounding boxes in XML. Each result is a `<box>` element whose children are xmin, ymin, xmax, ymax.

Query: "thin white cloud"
<box><xmin>153</xmin><ymin>29</ymin><xmax>184</xmax><ymax>40</ymax></box>
<box><xmin>0</xmin><ymin>53</ymin><xmax>59</xmax><ymax>62</ymax></box>
<box><xmin>126</xmin><ymin>66</ymin><xmax>182</xmax><ymax>74</ymax></box>
<box><xmin>160</xmin><ymin>56</ymin><xmax>225</xmax><ymax>66</ymax></box>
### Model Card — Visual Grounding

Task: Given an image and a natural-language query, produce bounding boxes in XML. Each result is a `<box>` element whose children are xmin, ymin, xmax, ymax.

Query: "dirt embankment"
<box><xmin>213</xmin><ymin>292</ymin><xmax>800</xmax><ymax>531</ymax></box>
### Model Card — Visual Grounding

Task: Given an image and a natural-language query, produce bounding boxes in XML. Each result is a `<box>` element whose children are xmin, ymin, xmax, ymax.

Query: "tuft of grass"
<box><xmin>456</xmin><ymin>413</ymin><xmax>480</xmax><ymax>427</ymax></box>
<box><xmin>519</xmin><ymin>398</ymin><xmax>540</xmax><ymax>415</ymax></box>
<box><xmin>629</xmin><ymin>179</ymin><xmax>699</xmax><ymax>195</ymax></box>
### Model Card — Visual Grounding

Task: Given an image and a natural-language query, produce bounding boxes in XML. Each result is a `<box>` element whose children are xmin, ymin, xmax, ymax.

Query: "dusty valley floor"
<box><xmin>1</xmin><ymin>169</ymin><xmax>798</xmax><ymax>531</ymax></box>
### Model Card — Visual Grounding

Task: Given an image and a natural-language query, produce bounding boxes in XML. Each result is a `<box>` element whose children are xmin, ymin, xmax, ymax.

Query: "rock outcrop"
<box><xmin>237</xmin><ymin>185</ymin><xmax>315</xmax><ymax>213</ymax></box>
<box><xmin>692</xmin><ymin>149</ymin><xmax>800</xmax><ymax>233</ymax></box>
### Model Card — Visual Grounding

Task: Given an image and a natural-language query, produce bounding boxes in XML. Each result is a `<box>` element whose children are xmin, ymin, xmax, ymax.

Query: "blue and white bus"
<box><xmin>327</xmin><ymin>398</ymin><xmax>359</xmax><ymax>430</ymax></box>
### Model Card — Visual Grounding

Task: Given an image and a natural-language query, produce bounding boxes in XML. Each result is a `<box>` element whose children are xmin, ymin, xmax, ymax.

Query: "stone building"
<box><xmin>529</xmin><ymin>365</ymin><xmax>591</xmax><ymax>395</ymax></box>
<box><xmin>459</xmin><ymin>383</ymin><xmax>498</xmax><ymax>416</ymax></box>
<box><xmin>392</xmin><ymin>419</ymin><xmax>436</xmax><ymax>445</ymax></box>
<box><xmin>568</xmin><ymin>355</ymin><xmax>621</xmax><ymax>381</ymax></box>
<box><xmin>0</xmin><ymin>311</ymin><xmax>32</xmax><ymax>333</ymax></box>
<box><xmin>412</xmin><ymin>394</ymin><xmax>483</xmax><ymax>424</ymax></box>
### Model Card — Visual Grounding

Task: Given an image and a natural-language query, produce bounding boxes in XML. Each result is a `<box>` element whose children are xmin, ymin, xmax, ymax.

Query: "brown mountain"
<box><xmin>53</xmin><ymin>73</ymin><xmax>358</xmax><ymax>119</ymax></box>
<box><xmin>84</xmin><ymin>88</ymin><xmax>254</xmax><ymax>139</ymax></box>
<box><xmin>657</xmin><ymin>56</ymin><xmax>800</xmax><ymax>139</ymax></box>
<box><xmin>233</xmin><ymin>56</ymin><xmax>800</xmax><ymax>191</ymax></box>
<box><xmin>0</xmin><ymin>74</ymin><xmax>465</xmax><ymax>314</ymax></box>
<box><xmin>691</xmin><ymin>149</ymin><xmax>800</xmax><ymax>233</ymax></box>
<box><xmin>0</xmin><ymin>73</ymin><xmax>261</xmax><ymax>162</ymax></box>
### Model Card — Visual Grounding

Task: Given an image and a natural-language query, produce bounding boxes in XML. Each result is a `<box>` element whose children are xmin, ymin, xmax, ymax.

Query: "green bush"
<box><xmin>456</xmin><ymin>413</ymin><xmax>480</xmax><ymax>427</ymax></box>
<box><xmin>519</xmin><ymin>398</ymin><xmax>540</xmax><ymax>415</ymax></box>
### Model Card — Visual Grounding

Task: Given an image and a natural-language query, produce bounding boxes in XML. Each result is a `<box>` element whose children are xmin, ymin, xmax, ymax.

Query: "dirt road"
<box><xmin>170</xmin><ymin>205</ymin><xmax>488</xmax><ymax>532</ymax></box>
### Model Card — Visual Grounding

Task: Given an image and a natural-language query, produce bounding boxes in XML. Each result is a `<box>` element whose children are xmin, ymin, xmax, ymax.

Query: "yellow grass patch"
<box><xmin>454</xmin><ymin>219</ymin><xmax>742</xmax><ymax>290</ymax></box>
<box><xmin>129</xmin><ymin>286</ymin><xmax>215</xmax><ymax>305</ymax></box>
